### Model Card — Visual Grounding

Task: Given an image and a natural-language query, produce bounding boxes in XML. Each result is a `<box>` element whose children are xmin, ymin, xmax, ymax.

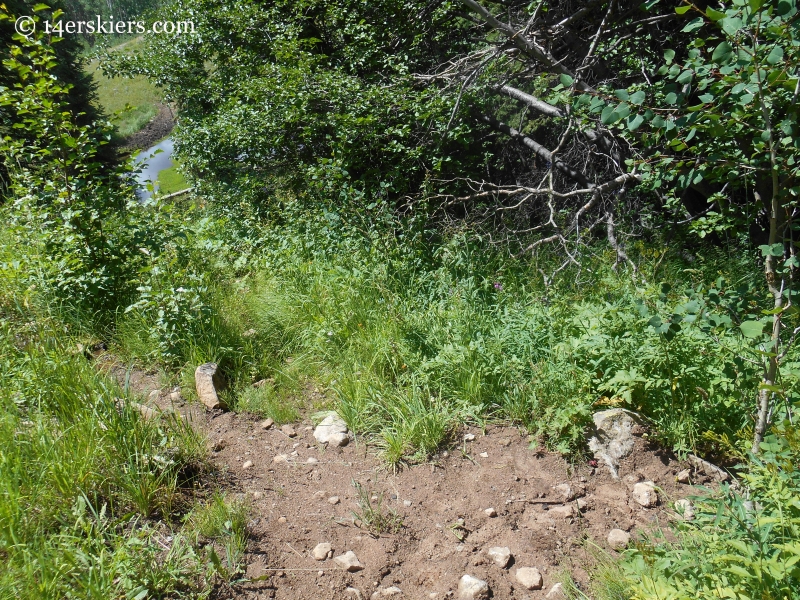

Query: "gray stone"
<box><xmin>328</xmin><ymin>496</ymin><xmax>340</xmax><ymax>505</ymax></box>
<box><xmin>464</xmin><ymin>433</ymin><xmax>476</xmax><ymax>442</ymax></box>
<box><xmin>314</xmin><ymin>412</ymin><xmax>351</xmax><ymax>447</ymax></box>
<box><xmin>260</xmin><ymin>418</ymin><xmax>274</xmax><ymax>430</ymax></box>
<box><xmin>554</xmin><ymin>483</ymin><xmax>577</xmax><ymax>501</ymax></box>
<box><xmin>487</xmin><ymin>546</ymin><xmax>512</xmax><ymax>568</ymax></box>
<box><xmin>516</xmin><ymin>567</ymin><xmax>543</xmax><ymax>590</ymax></box>
<box><xmin>380</xmin><ymin>587</ymin><xmax>402</xmax><ymax>596</ymax></box>
<box><xmin>242</xmin><ymin>460</ymin><xmax>253</xmax><ymax>470</ymax></box>
<box><xmin>345</xmin><ymin>588</ymin><xmax>365</xmax><ymax>600</ymax></box>
<box><xmin>457</xmin><ymin>574</ymin><xmax>489</xmax><ymax>600</ymax></box>
<box><xmin>195</xmin><ymin>363</ymin><xmax>223</xmax><ymax>410</ymax></box>
<box><xmin>548</xmin><ymin>505</ymin><xmax>575</xmax><ymax>518</ymax></box>
<box><xmin>587</xmin><ymin>408</ymin><xmax>642</xmax><ymax>478</ymax></box>
<box><xmin>674</xmin><ymin>498</ymin><xmax>695</xmax><ymax>521</ymax></box>
<box><xmin>687</xmin><ymin>454</ymin><xmax>730</xmax><ymax>481</ymax></box>
<box><xmin>312</xmin><ymin>542</ymin><xmax>332</xmax><ymax>560</ymax></box>
<box><xmin>632</xmin><ymin>481</ymin><xmax>658</xmax><ymax>507</ymax></box>
<box><xmin>334</xmin><ymin>550</ymin><xmax>364</xmax><ymax>572</ymax></box>
<box><xmin>607</xmin><ymin>528</ymin><xmax>631</xmax><ymax>550</ymax></box>
<box><xmin>676</xmin><ymin>469</ymin><xmax>691</xmax><ymax>484</ymax></box>
<box><xmin>546</xmin><ymin>582</ymin><xmax>565</xmax><ymax>599</ymax></box>
<box><xmin>281</xmin><ymin>424</ymin><xmax>297</xmax><ymax>438</ymax></box>
<box><xmin>484</xmin><ymin>507</ymin><xmax>497</xmax><ymax>517</ymax></box>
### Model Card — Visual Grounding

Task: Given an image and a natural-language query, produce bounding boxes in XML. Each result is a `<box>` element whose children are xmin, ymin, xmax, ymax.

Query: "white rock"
<box><xmin>314</xmin><ymin>412</ymin><xmax>351</xmax><ymax>447</ymax></box>
<box><xmin>328</xmin><ymin>496</ymin><xmax>340</xmax><ymax>505</ymax></box>
<box><xmin>545</xmin><ymin>582</ymin><xmax>565</xmax><ymax>599</ymax></box>
<box><xmin>484</xmin><ymin>507</ymin><xmax>497</xmax><ymax>517</ymax></box>
<box><xmin>457</xmin><ymin>574</ymin><xmax>490</xmax><ymax>600</ymax></box>
<box><xmin>273</xmin><ymin>454</ymin><xmax>288</xmax><ymax>464</ymax></box>
<box><xmin>380</xmin><ymin>587</ymin><xmax>402</xmax><ymax>596</ymax></box>
<box><xmin>675</xmin><ymin>498</ymin><xmax>695</xmax><ymax>521</ymax></box>
<box><xmin>334</xmin><ymin>550</ymin><xmax>364</xmax><ymax>572</ymax></box>
<box><xmin>195</xmin><ymin>362</ymin><xmax>223</xmax><ymax>410</ymax></box>
<box><xmin>687</xmin><ymin>454</ymin><xmax>730</xmax><ymax>481</ymax></box>
<box><xmin>554</xmin><ymin>483</ymin><xmax>576</xmax><ymax>501</ymax></box>
<box><xmin>464</xmin><ymin>433</ymin><xmax>476</xmax><ymax>441</ymax></box>
<box><xmin>313</xmin><ymin>490</ymin><xmax>327</xmax><ymax>499</ymax></box>
<box><xmin>587</xmin><ymin>408</ymin><xmax>641</xmax><ymax>478</ymax></box>
<box><xmin>487</xmin><ymin>546</ymin><xmax>512</xmax><ymax>568</ymax></box>
<box><xmin>281</xmin><ymin>424</ymin><xmax>297</xmax><ymax>437</ymax></box>
<box><xmin>345</xmin><ymin>587</ymin><xmax>364</xmax><ymax>600</ymax></box>
<box><xmin>169</xmin><ymin>391</ymin><xmax>183</xmax><ymax>402</ymax></box>
<box><xmin>548</xmin><ymin>505</ymin><xmax>575</xmax><ymax>518</ymax></box>
<box><xmin>632</xmin><ymin>481</ymin><xmax>658</xmax><ymax>507</ymax></box>
<box><xmin>306</xmin><ymin>457</ymin><xmax>319</xmax><ymax>464</ymax></box>
<box><xmin>242</xmin><ymin>460</ymin><xmax>253</xmax><ymax>470</ymax></box>
<box><xmin>312</xmin><ymin>542</ymin><xmax>332</xmax><ymax>560</ymax></box>
<box><xmin>515</xmin><ymin>567</ymin><xmax>543</xmax><ymax>590</ymax></box>
<box><xmin>261</xmin><ymin>418</ymin><xmax>274</xmax><ymax>430</ymax></box>
<box><xmin>479</xmin><ymin>452</ymin><xmax>489</xmax><ymax>458</ymax></box>
<box><xmin>607</xmin><ymin>528</ymin><xmax>631</xmax><ymax>550</ymax></box>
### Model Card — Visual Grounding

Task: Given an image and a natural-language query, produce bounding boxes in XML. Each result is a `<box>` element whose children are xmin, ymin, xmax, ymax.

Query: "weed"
<box><xmin>350</xmin><ymin>480</ymin><xmax>403</xmax><ymax>537</ymax></box>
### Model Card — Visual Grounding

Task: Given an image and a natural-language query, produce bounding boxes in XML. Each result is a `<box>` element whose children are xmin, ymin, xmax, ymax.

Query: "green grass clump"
<box><xmin>184</xmin><ymin>492</ymin><xmax>250</xmax><ymax>580</ymax></box>
<box><xmin>157</xmin><ymin>164</ymin><xmax>190</xmax><ymax>194</ymax></box>
<box><xmin>234</xmin><ymin>382</ymin><xmax>301</xmax><ymax>424</ymax></box>
<box><xmin>87</xmin><ymin>37</ymin><xmax>163</xmax><ymax>139</ymax></box>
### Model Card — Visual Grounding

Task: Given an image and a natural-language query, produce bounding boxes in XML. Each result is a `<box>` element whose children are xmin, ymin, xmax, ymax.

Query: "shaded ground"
<box><xmin>100</xmin><ymin>356</ymin><xmax>717</xmax><ymax>600</ymax></box>
<box><xmin>118</xmin><ymin>102</ymin><xmax>176</xmax><ymax>152</ymax></box>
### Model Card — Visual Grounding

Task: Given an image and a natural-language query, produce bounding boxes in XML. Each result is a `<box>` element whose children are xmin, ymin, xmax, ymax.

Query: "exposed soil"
<box><xmin>102</xmin><ymin>358</ymin><xmax>719</xmax><ymax>600</ymax></box>
<box><xmin>118</xmin><ymin>102</ymin><xmax>176</xmax><ymax>152</ymax></box>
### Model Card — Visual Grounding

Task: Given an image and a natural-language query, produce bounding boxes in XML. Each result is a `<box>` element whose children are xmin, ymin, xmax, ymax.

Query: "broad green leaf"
<box><xmin>630</xmin><ymin>90</ymin><xmax>646</xmax><ymax>105</ymax></box>
<box><xmin>664</xmin><ymin>49</ymin><xmax>676</xmax><ymax>64</ymax></box>
<box><xmin>675</xmin><ymin>5</ymin><xmax>692</xmax><ymax>14</ymax></box>
<box><xmin>560</xmin><ymin>74</ymin><xmax>574</xmax><ymax>87</ymax></box>
<box><xmin>740</xmin><ymin>321</ymin><xmax>765</xmax><ymax>338</ymax></box>
<box><xmin>712</xmin><ymin>41</ymin><xmax>733</xmax><ymax>62</ymax></box>
<box><xmin>706</xmin><ymin>7</ymin><xmax>725</xmax><ymax>19</ymax></box>
<box><xmin>627</xmin><ymin>114</ymin><xmax>645</xmax><ymax>131</ymax></box>
<box><xmin>615</xmin><ymin>89</ymin><xmax>629</xmax><ymax>101</ymax></box>
<box><xmin>682</xmin><ymin>16</ymin><xmax>705</xmax><ymax>32</ymax></box>
<box><xmin>766</xmin><ymin>46</ymin><xmax>784</xmax><ymax>65</ymax></box>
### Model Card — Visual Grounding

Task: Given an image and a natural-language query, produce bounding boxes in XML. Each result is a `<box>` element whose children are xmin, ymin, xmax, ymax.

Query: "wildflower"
<box><xmin>493</xmin><ymin>282</ymin><xmax>503</xmax><ymax>290</ymax></box>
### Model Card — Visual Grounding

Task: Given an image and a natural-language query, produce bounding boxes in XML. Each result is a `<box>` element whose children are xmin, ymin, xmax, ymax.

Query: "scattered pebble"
<box><xmin>576</xmin><ymin>497</ymin><xmax>588</xmax><ymax>511</ymax></box>
<box><xmin>546</xmin><ymin>582</ymin><xmax>565</xmax><ymax>599</ymax></box>
<box><xmin>328</xmin><ymin>496</ymin><xmax>340</xmax><ymax>505</ymax></box>
<box><xmin>515</xmin><ymin>567</ymin><xmax>543</xmax><ymax>590</ymax></box>
<box><xmin>312</xmin><ymin>542</ymin><xmax>332</xmax><ymax>561</ymax></box>
<box><xmin>675</xmin><ymin>498</ymin><xmax>695</xmax><ymax>521</ymax></box>
<box><xmin>632</xmin><ymin>481</ymin><xmax>659</xmax><ymax>507</ymax></box>
<box><xmin>484</xmin><ymin>507</ymin><xmax>497</xmax><ymax>517</ymax></box>
<box><xmin>306</xmin><ymin>457</ymin><xmax>319</xmax><ymax>464</ymax></box>
<box><xmin>212</xmin><ymin>439</ymin><xmax>227</xmax><ymax>452</ymax></box>
<box><xmin>548</xmin><ymin>505</ymin><xmax>575</xmax><ymax>518</ymax></box>
<box><xmin>554</xmin><ymin>483</ymin><xmax>576</xmax><ymax>501</ymax></box>
<box><xmin>378</xmin><ymin>586</ymin><xmax>402</xmax><ymax>597</ymax></box>
<box><xmin>464</xmin><ymin>433</ymin><xmax>476</xmax><ymax>442</ymax></box>
<box><xmin>242</xmin><ymin>460</ymin><xmax>254</xmax><ymax>469</ymax></box>
<box><xmin>281</xmin><ymin>424</ymin><xmax>297</xmax><ymax>438</ymax></box>
<box><xmin>479</xmin><ymin>452</ymin><xmax>489</xmax><ymax>458</ymax></box>
<box><xmin>457</xmin><ymin>574</ymin><xmax>489</xmax><ymax>600</ymax></box>
<box><xmin>277</xmin><ymin>516</ymin><xmax>287</xmax><ymax>524</ymax></box>
<box><xmin>334</xmin><ymin>551</ymin><xmax>364</xmax><ymax>572</ymax></box>
<box><xmin>345</xmin><ymin>588</ymin><xmax>364</xmax><ymax>600</ymax></box>
<box><xmin>486</xmin><ymin>546</ymin><xmax>512</xmax><ymax>568</ymax></box>
<box><xmin>273</xmin><ymin>454</ymin><xmax>288</xmax><ymax>464</ymax></box>
<box><xmin>314</xmin><ymin>412</ymin><xmax>351</xmax><ymax>447</ymax></box>
<box><xmin>403</xmin><ymin>500</ymin><xmax>412</xmax><ymax>507</ymax></box>
<box><xmin>607</xmin><ymin>528</ymin><xmax>631</xmax><ymax>550</ymax></box>
<box><xmin>676</xmin><ymin>469</ymin><xmax>691</xmax><ymax>484</ymax></box>
<box><xmin>251</xmin><ymin>491</ymin><xmax>264</xmax><ymax>500</ymax></box>
<box><xmin>313</xmin><ymin>490</ymin><xmax>327</xmax><ymax>499</ymax></box>
<box><xmin>261</xmin><ymin>418</ymin><xmax>274</xmax><ymax>430</ymax></box>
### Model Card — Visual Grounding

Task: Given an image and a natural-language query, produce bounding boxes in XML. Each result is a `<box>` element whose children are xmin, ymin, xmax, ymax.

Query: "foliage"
<box><xmin>350</xmin><ymin>480</ymin><xmax>403</xmax><ymax>536</ymax></box>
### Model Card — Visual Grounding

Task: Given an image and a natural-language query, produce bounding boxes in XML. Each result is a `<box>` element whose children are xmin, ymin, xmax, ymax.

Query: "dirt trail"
<box><xmin>105</xmin><ymin>361</ymin><xmax>711</xmax><ymax>600</ymax></box>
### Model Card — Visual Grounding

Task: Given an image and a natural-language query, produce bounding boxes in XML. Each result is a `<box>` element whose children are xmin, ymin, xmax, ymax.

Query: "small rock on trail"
<box><xmin>632</xmin><ymin>481</ymin><xmax>658</xmax><ymax>507</ymax></box>
<box><xmin>312</xmin><ymin>542</ymin><xmax>332</xmax><ymax>560</ymax></box>
<box><xmin>458</xmin><ymin>574</ymin><xmax>490</xmax><ymax>600</ymax></box>
<box><xmin>588</xmin><ymin>408</ymin><xmax>641</xmax><ymax>478</ymax></box>
<box><xmin>516</xmin><ymin>567</ymin><xmax>544</xmax><ymax>590</ymax></box>
<box><xmin>195</xmin><ymin>362</ymin><xmax>223</xmax><ymax>410</ymax></box>
<box><xmin>487</xmin><ymin>546</ymin><xmax>512</xmax><ymax>568</ymax></box>
<box><xmin>314</xmin><ymin>412</ymin><xmax>351</xmax><ymax>447</ymax></box>
<box><xmin>607</xmin><ymin>528</ymin><xmax>631</xmax><ymax>550</ymax></box>
<box><xmin>334</xmin><ymin>550</ymin><xmax>364</xmax><ymax>572</ymax></box>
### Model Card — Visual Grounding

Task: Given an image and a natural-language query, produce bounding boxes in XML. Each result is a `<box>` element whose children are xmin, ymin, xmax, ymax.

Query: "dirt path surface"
<box><xmin>119</xmin><ymin>102</ymin><xmax>176</xmax><ymax>151</ymax></box>
<box><xmin>105</xmin><ymin>362</ymin><xmax>712</xmax><ymax>600</ymax></box>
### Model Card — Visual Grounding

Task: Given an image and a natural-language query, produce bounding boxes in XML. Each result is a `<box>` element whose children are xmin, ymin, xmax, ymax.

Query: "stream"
<box><xmin>134</xmin><ymin>137</ymin><xmax>174</xmax><ymax>201</ymax></box>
